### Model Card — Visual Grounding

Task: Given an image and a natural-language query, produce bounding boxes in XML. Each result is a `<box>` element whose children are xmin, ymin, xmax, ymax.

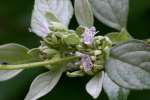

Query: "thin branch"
<box><xmin>0</xmin><ymin>56</ymin><xmax>79</xmax><ymax>70</ymax></box>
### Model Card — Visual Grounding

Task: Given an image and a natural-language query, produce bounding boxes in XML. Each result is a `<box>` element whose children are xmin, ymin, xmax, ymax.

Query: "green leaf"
<box><xmin>105</xmin><ymin>40</ymin><xmax>150</xmax><ymax>89</ymax></box>
<box><xmin>86</xmin><ymin>71</ymin><xmax>104</xmax><ymax>99</ymax></box>
<box><xmin>0</xmin><ymin>43</ymin><xmax>33</xmax><ymax>81</ymax></box>
<box><xmin>25</xmin><ymin>69</ymin><xmax>63</xmax><ymax>100</ymax></box>
<box><xmin>103</xmin><ymin>73</ymin><xmax>130</xmax><ymax>100</ymax></box>
<box><xmin>106</xmin><ymin>30</ymin><xmax>130</xmax><ymax>44</ymax></box>
<box><xmin>28</xmin><ymin>48</ymin><xmax>42</xmax><ymax>60</ymax></box>
<box><xmin>45</xmin><ymin>12</ymin><xmax>60</xmax><ymax>24</ymax></box>
<box><xmin>74</xmin><ymin>0</ymin><xmax>94</xmax><ymax>27</ymax></box>
<box><xmin>146</xmin><ymin>39</ymin><xmax>150</xmax><ymax>45</ymax></box>
<box><xmin>31</xmin><ymin>0</ymin><xmax>73</xmax><ymax>37</ymax></box>
<box><xmin>0</xmin><ymin>43</ymin><xmax>32</xmax><ymax>64</ymax></box>
<box><xmin>89</xmin><ymin>0</ymin><xmax>129</xmax><ymax>30</ymax></box>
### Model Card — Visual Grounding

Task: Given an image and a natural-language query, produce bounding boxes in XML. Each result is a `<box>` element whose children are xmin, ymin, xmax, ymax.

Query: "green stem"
<box><xmin>0</xmin><ymin>56</ymin><xmax>79</xmax><ymax>70</ymax></box>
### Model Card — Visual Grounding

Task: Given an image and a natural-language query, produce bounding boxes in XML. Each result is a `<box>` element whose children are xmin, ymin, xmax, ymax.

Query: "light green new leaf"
<box><xmin>86</xmin><ymin>71</ymin><xmax>104</xmax><ymax>99</ymax></box>
<box><xmin>0</xmin><ymin>43</ymin><xmax>32</xmax><ymax>81</ymax></box>
<box><xmin>31</xmin><ymin>0</ymin><xmax>73</xmax><ymax>37</ymax></box>
<box><xmin>106</xmin><ymin>30</ymin><xmax>130</xmax><ymax>44</ymax></box>
<box><xmin>28</xmin><ymin>48</ymin><xmax>42</xmax><ymax>60</ymax></box>
<box><xmin>89</xmin><ymin>0</ymin><xmax>129</xmax><ymax>30</ymax></box>
<box><xmin>75</xmin><ymin>0</ymin><xmax>94</xmax><ymax>27</ymax></box>
<box><xmin>105</xmin><ymin>40</ymin><xmax>150</xmax><ymax>89</ymax></box>
<box><xmin>25</xmin><ymin>69</ymin><xmax>63</xmax><ymax>100</ymax></box>
<box><xmin>103</xmin><ymin>73</ymin><xmax>130</xmax><ymax>100</ymax></box>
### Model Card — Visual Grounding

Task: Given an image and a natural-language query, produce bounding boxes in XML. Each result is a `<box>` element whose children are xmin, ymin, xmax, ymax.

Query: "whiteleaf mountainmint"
<box><xmin>0</xmin><ymin>0</ymin><xmax>149</xmax><ymax>100</ymax></box>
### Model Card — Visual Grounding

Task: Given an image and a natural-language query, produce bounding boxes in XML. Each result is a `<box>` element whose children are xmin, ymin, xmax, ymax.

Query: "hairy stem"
<box><xmin>0</xmin><ymin>56</ymin><xmax>79</xmax><ymax>70</ymax></box>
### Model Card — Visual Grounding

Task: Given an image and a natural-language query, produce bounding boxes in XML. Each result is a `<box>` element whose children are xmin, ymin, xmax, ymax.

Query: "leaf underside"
<box><xmin>89</xmin><ymin>0</ymin><xmax>129</xmax><ymax>30</ymax></box>
<box><xmin>86</xmin><ymin>71</ymin><xmax>104</xmax><ymax>99</ymax></box>
<box><xmin>103</xmin><ymin>73</ymin><xmax>130</xmax><ymax>100</ymax></box>
<box><xmin>25</xmin><ymin>70</ymin><xmax>63</xmax><ymax>100</ymax></box>
<box><xmin>31</xmin><ymin>0</ymin><xmax>73</xmax><ymax>37</ymax></box>
<box><xmin>105</xmin><ymin>40</ymin><xmax>150</xmax><ymax>90</ymax></box>
<box><xmin>75</xmin><ymin>0</ymin><xmax>94</xmax><ymax>27</ymax></box>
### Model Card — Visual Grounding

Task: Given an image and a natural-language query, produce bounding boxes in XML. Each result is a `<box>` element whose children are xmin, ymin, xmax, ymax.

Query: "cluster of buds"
<box><xmin>42</xmin><ymin>22</ymin><xmax>80</xmax><ymax>50</ymax></box>
<box><xmin>38</xmin><ymin>23</ymin><xmax>112</xmax><ymax>77</ymax></box>
<box><xmin>36</xmin><ymin>22</ymin><xmax>81</xmax><ymax>60</ymax></box>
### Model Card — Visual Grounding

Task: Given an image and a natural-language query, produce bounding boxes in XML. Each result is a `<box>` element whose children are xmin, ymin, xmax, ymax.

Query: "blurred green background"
<box><xmin>0</xmin><ymin>0</ymin><xmax>150</xmax><ymax>100</ymax></box>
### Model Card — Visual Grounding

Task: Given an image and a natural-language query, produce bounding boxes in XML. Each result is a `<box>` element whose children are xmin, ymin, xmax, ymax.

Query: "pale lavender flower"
<box><xmin>75</xmin><ymin>52</ymin><xmax>93</xmax><ymax>72</ymax></box>
<box><xmin>83</xmin><ymin>27</ymin><xmax>96</xmax><ymax>45</ymax></box>
<box><xmin>81</xmin><ymin>54</ymin><xmax>93</xmax><ymax>72</ymax></box>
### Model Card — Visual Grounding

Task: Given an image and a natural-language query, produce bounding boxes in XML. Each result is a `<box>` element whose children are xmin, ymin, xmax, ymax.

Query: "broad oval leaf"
<box><xmin>0</xmin><ymin>43</ymin><xmax>32</xmax><ymax>64</ymax></box>
<box><xmin>105</xmin><ymin>40</ymin><xmax>150</xmax><ymax>89</ymax></box>
<box><xmin>86</xmin><ymin>71</ymin><xmax>104</xmax><ymax>99</ymax></box>
<box><xmin>31</xmin><ymin>0</ymin><xmax>73</xmax><ymax>37</ymax></box>
<box><xmin>103</xmin><ymin>73</ymin><xmax>130</xmax><ymax>100</ymax></box>
<box><xmin>0</xmin><ymin>43</ymin><xmax>33</xmax><ymax>81</ymax></box>
<box><xmin>25</xmin><ymin>69</ymin><xmax>63</xmax><ymax>100</ymax></box>
<box><xmin>89</xmin><ymin>0</ymin><xmax>129</xmax><ymax>30</ymax></box>
<box><xmin>75</xmin><ymin>0</ymin><xmax>94</xmax><ymax>27</ymax></box>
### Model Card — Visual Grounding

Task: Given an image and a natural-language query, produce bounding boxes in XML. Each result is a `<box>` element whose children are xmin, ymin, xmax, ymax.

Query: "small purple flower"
<box><xmin>83</xmin><ymin>27</ymin><xmax>96</xmax><ymax>45</ymax></box>
<box><xmin>81</xmin><ymin>54</ymin><xmax>93</xmax><ymax>72</ymax></box>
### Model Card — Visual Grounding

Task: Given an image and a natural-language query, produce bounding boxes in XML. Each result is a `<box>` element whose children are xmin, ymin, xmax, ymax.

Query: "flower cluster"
<box><xmin>39</xmin><ymin>25</ymin><xmax>112</xmax><ymax>76</ymax></box>
<box><xmin>71</xmin><ymin>26</ymin><xmax>112</xmax><ymax>76</ymax></box>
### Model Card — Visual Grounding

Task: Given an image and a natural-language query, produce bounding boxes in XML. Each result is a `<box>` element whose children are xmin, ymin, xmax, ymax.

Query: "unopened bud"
<box><xmin>49</xmin><ymin>22</ymin><xmax>68</xmax><ymax>32</ymax></box>
<box><xmin>63</xmin><ymin>34</ymin><xmax>80</xmax><ymax>45</ymax></box>
<box><xmin>93</xmin><ymin>50</ymin><xmax>102</xmax><ymax>56</ymax></box>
